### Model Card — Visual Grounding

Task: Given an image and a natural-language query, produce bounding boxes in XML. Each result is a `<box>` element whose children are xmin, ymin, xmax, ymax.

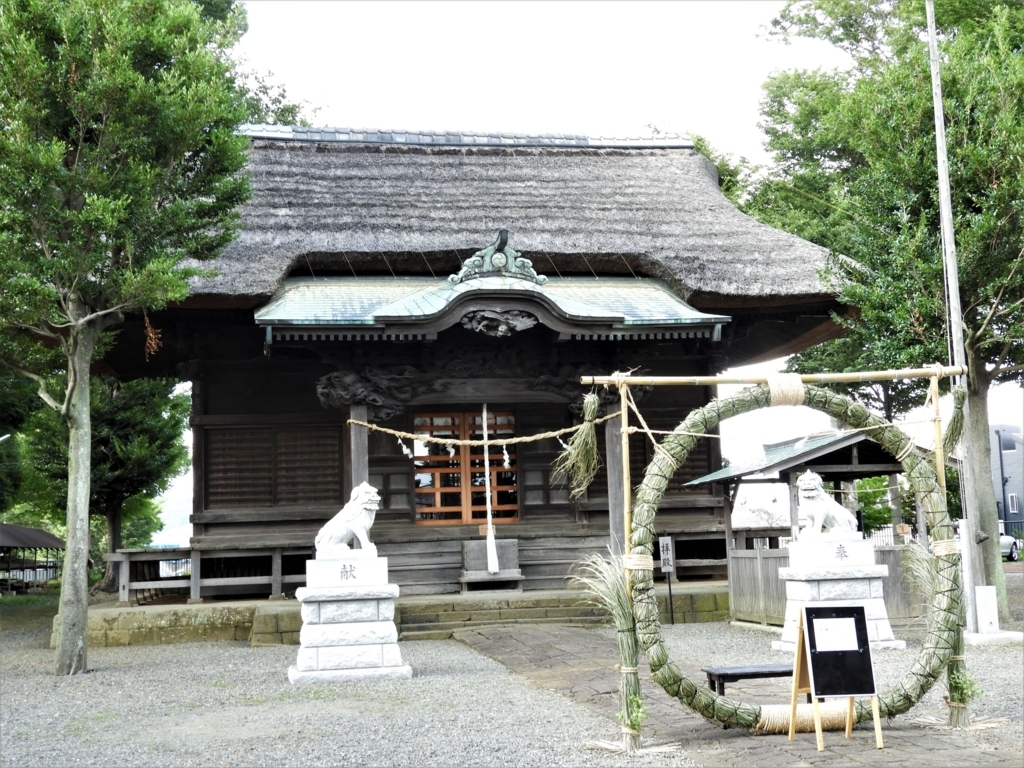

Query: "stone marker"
<box><xmin>975</xmin><ymin>586</ymin><xmax>1000</xmax><ymax>635</ymax></box>
<box><xmin>289</xmin><ymin>482</ymin><xmax>412</xmax><ymax>683</ymax></box>
<box><xmin>773</xmin><ymin>471</ymin><xmax>905</xmax><ymax>652</ymax></box>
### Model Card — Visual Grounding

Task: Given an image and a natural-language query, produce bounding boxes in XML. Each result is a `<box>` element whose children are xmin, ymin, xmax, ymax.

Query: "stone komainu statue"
<box><xmin>797</xmin><ymin>471</ymin><xmax>859</xmax><ymax>537</ymax></box>
<box><xmin>315</xmin><ymin>482</ymin><xmax>381</xmax><ymax>558</ymax></box>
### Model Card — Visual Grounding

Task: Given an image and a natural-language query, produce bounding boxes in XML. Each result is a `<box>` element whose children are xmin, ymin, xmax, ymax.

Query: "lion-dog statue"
<box><xmin>797</xmin><ymin>471</ymin><xmax>858</xmax><ymax>538</ymax></box>
<box><xmin>315</xmin><ymin>482</ymin><xmax>381</xmax><ymax>558</ymax></box>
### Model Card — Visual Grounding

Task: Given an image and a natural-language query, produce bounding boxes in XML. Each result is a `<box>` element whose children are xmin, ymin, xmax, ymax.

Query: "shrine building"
<box><xmin>102</xmin><ymin>127</ymin><xmax>842</xmax><ymax>600</ymax></box>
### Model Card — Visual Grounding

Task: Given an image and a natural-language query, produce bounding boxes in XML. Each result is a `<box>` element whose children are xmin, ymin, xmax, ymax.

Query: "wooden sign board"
<box><xmin>789</xmin><ymin>606</ymin><xmax>883</xmax><ymax>751</ymax></box>
<box><xmin>804</xmin><ymin>605</ymin><xmax>876</xmax><ymax>697</ymax></box>
<box><xmin>658</xmin><ymin>536</ymin><xmax>674</xmax><ymax>573</ymax></box>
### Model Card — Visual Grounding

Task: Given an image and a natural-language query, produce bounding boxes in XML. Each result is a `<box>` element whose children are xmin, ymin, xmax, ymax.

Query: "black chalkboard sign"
<box><xmin>802</xmin><ymin>605</ymin><xmax>876</xmax><ymax>698</ymax></box>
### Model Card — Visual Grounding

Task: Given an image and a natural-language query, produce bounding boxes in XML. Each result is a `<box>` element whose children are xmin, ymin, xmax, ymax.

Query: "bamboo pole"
<box><xmin>621</xmin><ymin>383</ymin><xmax>632</xmax><ymax>557</ymax></box>
<box><xmin>926</xmin><ymin>0</ymin><xmax>981</xmax><ymax>637</ymax></box>
<box><xmin>582</xmin><ymin>365</ymin><xmax>966</xmax><ymax>388</ymax></box>
<box><xmin>930</xmin><ymin>376</ymin><xmax>947</xmax><ymax>498</ymax></box>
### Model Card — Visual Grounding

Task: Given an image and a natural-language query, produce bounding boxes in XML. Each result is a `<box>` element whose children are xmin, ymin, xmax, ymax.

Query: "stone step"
<box><xmin>400</xmin><ymin>614</ymin><xmax>606</xmax><ymax>634</ymax></box>
<box><xmin>398</xmin><ymin>605</ymin><xmax>604</xmax><ymax>626</ymax></box>
<box><xmin>400</xmin><ymin>616</ymin><xmax>609</xmax><ymax>641</ymax></box>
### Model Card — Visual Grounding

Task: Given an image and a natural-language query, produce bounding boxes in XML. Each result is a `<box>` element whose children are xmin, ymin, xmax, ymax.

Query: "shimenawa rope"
<box><xmin>347</xmin><ymin>416</ymin><xmax>616</xmax><ymax>447</ymax></box>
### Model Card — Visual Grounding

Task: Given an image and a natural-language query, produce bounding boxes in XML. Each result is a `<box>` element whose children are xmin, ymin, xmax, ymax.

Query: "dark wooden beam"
<box><xmin>792</xmin><ymin>463</ymin><xmax>903</xmax><ymax>474</ymax></box>
<box><xmin>606</xmin><ymin>413</ymin><xmax>625</xmax><ymax>556</ymax></box>
<box><xmin>344</xmin><ymin>404</ymin><xmax>369</xmax><ymax>502</ymax></box>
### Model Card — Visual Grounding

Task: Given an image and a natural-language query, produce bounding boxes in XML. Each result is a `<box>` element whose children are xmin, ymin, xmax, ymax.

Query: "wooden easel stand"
<box><xmin>789</xmin><ymin>613</ymin><xmax>883</xmax><ymax>751</ymax></box>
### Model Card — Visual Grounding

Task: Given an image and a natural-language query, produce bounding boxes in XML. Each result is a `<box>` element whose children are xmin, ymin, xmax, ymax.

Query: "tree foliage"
<box><xmin>746</xmin><ymin>0</ymin><xmax>1023</xmax><ymax>620</ymax></box>
<box><xmin>0</xmin><ymin>0</ymin><xmax>250</xmax><ymax>673</ymax></box>
<box><xmin>18</xmin><ymin>377</ymin><xmax>189</xmax><ymax>521</ymax></box>
<box><xmin>854</xmin><ymin>475</ymin><xmax>894</xmax><ymax>534</ymax></box>
<box><xmin>15</xmin><ymin>377</ymin><xmax>188</xmax><ymax>586</ymax></box>
<box><xmin>0</xmin><ymin>377</ymin><xmax>43</xmax><ymax>512</ymax></box>
<box><xmin>750</xmin><ymin>1</ymin><xmax>1024</xmax><ymax>395</ymax></box>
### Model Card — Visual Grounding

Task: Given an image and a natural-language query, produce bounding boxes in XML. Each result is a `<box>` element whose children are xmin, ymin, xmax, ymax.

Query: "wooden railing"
<box><xmin>106</xmin><ymin>547</ymin><xmax>309</xmax><ymax>605</ymax></box>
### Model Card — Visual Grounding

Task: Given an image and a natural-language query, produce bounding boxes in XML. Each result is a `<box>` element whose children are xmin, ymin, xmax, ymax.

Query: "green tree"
<box><xmin>855</xmin><ymin>475</ymin><xmax>897</xmax><ymax>534</ymax></box>
<box><xmin>0</xmin><ymin>0</ymin><xmax>249</xmax><ymax>674</ymax></box>
<box><xmin>0</xmin><ymin>378</ymin><xmax>42</xmax><ymax>512</ymax></box>
<box><xmin>746</xmin><ymin>0</ymin><xmax>1024</xmax><ymax>621</ymax></box>
<box><xmin>18</xmin><ymin>377</ymin><xmax>188</xmax><ymax>591</ymax></box>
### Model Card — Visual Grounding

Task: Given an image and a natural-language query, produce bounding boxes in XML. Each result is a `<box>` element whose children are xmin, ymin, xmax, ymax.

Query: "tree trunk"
<box><xmin>94</xmin><ymin>503</ymin><xmax>123</xmax><ymax>593</ymax></box>
<box><xmin>964</xmin><ymin>383</ymin><xmax>1010</xmax><ymax>623</ymax></box>
<box><xmin>54</xmin><ymin>327</ymin><xmax>98</xmax><ymax>676</ymax></box>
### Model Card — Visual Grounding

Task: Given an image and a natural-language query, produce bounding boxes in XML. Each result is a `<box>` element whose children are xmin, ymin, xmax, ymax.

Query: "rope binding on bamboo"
<box><xmin>766</xmin><ymin>373</ymin><xmax>806</xmax><ymax>407</ymax></box>
<box><xmin>931</xmin><ymin>539</ymin><xmax>960</xmax><ymax>557</ymax></box>
<box><xmin>623</xmin><ymin>554</ymin><xmax>654</xmax><ymax>571</ymax></box>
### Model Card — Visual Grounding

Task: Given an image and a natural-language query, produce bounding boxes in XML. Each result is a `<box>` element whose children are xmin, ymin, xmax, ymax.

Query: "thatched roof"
<box><xmin>187</xmin><ymin>126</ymin><xmax>831</xmax><ymax>307</ymax></box>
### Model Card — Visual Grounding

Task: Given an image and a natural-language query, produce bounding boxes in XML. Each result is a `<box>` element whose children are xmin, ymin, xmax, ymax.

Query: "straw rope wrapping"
<box><xmin>626</xmin><ymin>384</ymin><xmax>963</xmax><ymax>731</ymax></box>
<box><xmin>571</xmin><ymin>554</ymin><xmax>645</xmax><ymax>752</ymax></box>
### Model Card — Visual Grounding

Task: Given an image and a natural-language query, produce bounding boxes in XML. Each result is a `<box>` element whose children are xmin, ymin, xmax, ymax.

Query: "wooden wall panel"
<box><xmin>205</xmin><ymin>429</ymin><xmax>274</xmax><ymax>508</ymax></box>
<box><xmin>204</xmin><ymin>426</ymin><xmax>343</xmax><ymax>509</ymax></box>
<box><xmin>276</xmin><ymin>428</ymin><xmax>344</xmax><ymax>505</ymax></box>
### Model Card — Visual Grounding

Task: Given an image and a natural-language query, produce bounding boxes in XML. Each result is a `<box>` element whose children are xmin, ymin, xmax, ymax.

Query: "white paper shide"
<box><xmin>288</xmin><ymin>482</ymin><xmax>412</xmax><ymax>683</ymax></box>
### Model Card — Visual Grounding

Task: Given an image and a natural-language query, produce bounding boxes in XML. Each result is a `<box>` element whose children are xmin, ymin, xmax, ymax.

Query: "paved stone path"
<box><xmin>454</xmin><ymin>624</ymin><xmax>1019</xmax><ymax>767</ymax></box>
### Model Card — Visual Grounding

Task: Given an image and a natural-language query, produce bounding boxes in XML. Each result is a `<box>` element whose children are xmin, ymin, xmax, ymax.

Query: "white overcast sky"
<box><xmin>232</xmin><ymin>0</ymin><xmax>852</xmax><ymax>166</ymax></box>
<box><xmin>153</xmin><ymin>0</ymin><xmax>1024</xmax><ymax>544</ymax></box>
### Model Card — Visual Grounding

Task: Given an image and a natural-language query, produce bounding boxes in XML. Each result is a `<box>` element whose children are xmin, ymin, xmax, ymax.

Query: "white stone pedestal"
<box><xmin>772</xmin><ymin>532</ymin><xmax>905</xmax><ymax>652</ymax></box>
<box><xmin>288</xmin><ymin>555</ymin><xmax>412</xmax><ymax>683</ymax></box>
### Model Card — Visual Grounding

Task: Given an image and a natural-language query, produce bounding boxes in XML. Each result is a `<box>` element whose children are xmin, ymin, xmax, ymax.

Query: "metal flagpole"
<box><xmin>925</xmin><ymin>0</ymin><xmax>981</xmax><ymax>632</ymax></box>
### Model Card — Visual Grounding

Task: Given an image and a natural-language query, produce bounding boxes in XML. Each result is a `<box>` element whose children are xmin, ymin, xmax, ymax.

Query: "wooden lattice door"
<box><xmin>412</xmin><ymin>411</ymin><xmax>518</xmax><ymax>525</ymax></box>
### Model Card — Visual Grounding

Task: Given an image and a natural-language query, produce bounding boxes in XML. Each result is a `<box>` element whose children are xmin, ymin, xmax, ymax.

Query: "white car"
<box><xmin>1001</xmin><ymin>534</ymin><xmax>1020</xmax><ymax>562</ymax></box>
<box><xmin>952</xmin><ymin>522</ymin><xmax>1020</xmax><ymax>561</ymax></box>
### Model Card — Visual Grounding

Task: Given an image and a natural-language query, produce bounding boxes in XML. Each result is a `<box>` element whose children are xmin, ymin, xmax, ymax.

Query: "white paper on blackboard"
<box><xmin>813</xmin><ymin>617</ymin><xmax>859</xmax><ymax>652</ymax></box>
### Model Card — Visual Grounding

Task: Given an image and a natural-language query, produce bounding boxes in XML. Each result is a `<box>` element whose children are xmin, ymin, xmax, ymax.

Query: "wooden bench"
<box><xmin>701</xmin><ymin>663</ymin><xmax>811</xmax><ymax>702</ymax></box>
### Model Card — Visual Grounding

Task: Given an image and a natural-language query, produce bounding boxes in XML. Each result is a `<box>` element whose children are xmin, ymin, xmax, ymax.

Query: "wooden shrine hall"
<box><xmin>101</xmin><ymin>127</ymin><xmax>844</xmax><ymax>601</ymax></box>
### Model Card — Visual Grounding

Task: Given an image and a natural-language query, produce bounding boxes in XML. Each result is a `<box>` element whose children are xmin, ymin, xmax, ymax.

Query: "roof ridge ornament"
<box><xmin>448</xmin><ymin>230</ymin><xmax>548</xmax><ymax>285</ymax></box>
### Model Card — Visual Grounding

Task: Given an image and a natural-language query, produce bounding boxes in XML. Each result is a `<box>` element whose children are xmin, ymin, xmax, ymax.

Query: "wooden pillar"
<box><xmin>191</xmin><ymin>376</ymin><xmax>205</xmax><ymax>520</ymax></box>
<box><xmin>606</xmin><ymin>413</ymin><xmax>625</xmax><ymax>556</ymax></box>
<box><xmin>888</xmin><ymin>473</ymin><xmax>902</xmax><ymax>528</ymax></box>
<box><xmin>788</xmin><ymin>473</ymin><xmax>801</xmax><ymax>540</ymax></box>
<box><xmin>344</xmin><ymin>404</ymin><xmax>370</xmax><ymax>502</ymax></box>
<box><xmin>188</xmin><ymin>549</ymin><xmax>202</xmax><ymax>604</ymax></box>
<box><xmin>270</xmin><ymin>548</ymin><xmax>283</xmax><ymax>599</ymax></box>
<box><xmin>115</xmin><ymin>553</ymin><xmax>132</xmax><ymax>606</ymax></box>
<box><xmin>723</xmin><ymin>482</ymin><xmax>735</xmax><ymax>620</ymax></box>
<box><xmin>916</xmin><ymin>499</ymin><xmax>928</xmax><ymax>546</ymax></box>
<box><xmin>755</xmin><ymin>546</ymin><xmax>767</xmax><ymax>625</ymax></box>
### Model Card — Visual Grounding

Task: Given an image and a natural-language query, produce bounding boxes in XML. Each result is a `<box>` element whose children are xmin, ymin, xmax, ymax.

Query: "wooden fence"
<box><xmin>730</xmin><ymin>549</ymin><xmax>790</xmax><ymax>625</ymax></box>
<box><xmin>728</xmin><ymin>544</ymin><xmax>924</xmax><ymax>625</ymax></box>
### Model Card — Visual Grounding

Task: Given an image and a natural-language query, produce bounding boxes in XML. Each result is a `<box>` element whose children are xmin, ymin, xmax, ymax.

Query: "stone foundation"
<box><xmin>288</xmin><ymin>558</ymin><xmax>412</xmax><ymax>683</ymax></box>
<box><xmin>772</xmin><ymin>565</ymin><xmax>906</xmax><ymax>652</ymax></box>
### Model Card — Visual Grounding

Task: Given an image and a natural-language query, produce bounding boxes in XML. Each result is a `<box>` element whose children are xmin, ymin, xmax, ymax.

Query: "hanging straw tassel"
<box><xmin>482</xmin><ymin>403</ymin><xmax>499</xmax><ymax>574</ymax></box>
<box><xmin>553</xmin><ymin>392</ymin><xmax>602</xmax><ymax>498</ymax></box>
<box><xmin>942</xmin><ymin>385</ymin><xmax>967</xmax><ymax>457</ymax></box>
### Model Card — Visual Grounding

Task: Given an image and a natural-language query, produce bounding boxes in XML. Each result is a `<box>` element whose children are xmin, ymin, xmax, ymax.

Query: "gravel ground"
<box><xmin>1</xmin><ymin>574</ymin><xmax>1019</xmax><ymax>767</ymax></box>
<box><xmin>658</xmin><ymin>572</ymin><xmax>1024</xmax><ymax>755</ymax></box>
<box><xmin>0</xmin><ymin>626</ymin><xmax>697</xmax><ymax>768</ymax></box>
